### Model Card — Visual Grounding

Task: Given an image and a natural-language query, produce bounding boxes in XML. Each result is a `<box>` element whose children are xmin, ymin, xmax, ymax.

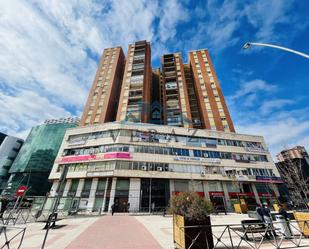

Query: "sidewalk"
<box><xmin>66</xmin><ymin>215</ymin><xmax>163</xmax><ymax>249</ymax></box>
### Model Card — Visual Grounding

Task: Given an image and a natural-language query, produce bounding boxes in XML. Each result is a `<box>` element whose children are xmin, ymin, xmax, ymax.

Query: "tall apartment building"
<box><xmin>117</xmin><ymin>40</ymin><xmax>152</xmax><ymax>123</ymax></box>
<box><xmin>188</xmin><ymin>50</ymin><xmax>235</xmax><ymax>132</ymax></box>
<box><xmin>47</xmin><ymin>41</ymin><xmax>282</xmax><ymax>214</ymax></box>
<box><xmin>80</xmin><ymin>47</ymin><xmax>125</xmax><ymax>126</ymax></box>
<box><xmin>161</xmin><ymin>53</ymin><xmax>192</xmax><ymax>127</ymax></box>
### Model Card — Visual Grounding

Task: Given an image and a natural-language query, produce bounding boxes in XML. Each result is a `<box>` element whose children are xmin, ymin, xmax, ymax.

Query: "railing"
<box><xmin>177</xmin><ymin>220</ymin><xmax>309</xmax><ymax>249</ymax></box>
<box><xmin>0</xmin><ymin>224</ymin><xmax>26</xmax><ymax>249</ymax></box>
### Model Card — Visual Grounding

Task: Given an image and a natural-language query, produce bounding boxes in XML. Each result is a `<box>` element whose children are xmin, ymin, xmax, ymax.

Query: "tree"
<box><xmin>277</xmin><ymin>158</ymin><xmax>309</xmax><ymax>207</ymax></box>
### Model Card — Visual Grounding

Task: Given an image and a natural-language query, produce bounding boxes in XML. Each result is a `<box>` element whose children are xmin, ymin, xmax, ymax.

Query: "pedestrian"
<box><xmin>256</xmin><ymin>204</ymin><xmax>265</xmax><ymax>223</ymax></box>
<box><xmin>151</xmin><ymin>202</ymin><xmax>155</xmax><ymax>213</ymax></box>
<box><xmin>111</xmin><ymin>203</ymin><xmax>115</xmax><ymax>216</ymax></box>
<box><xmin>262</xmin><ymin>203</ymin><xmax>277</xmax><ymax>238</ymax></box>
<box><xmin>0</xmin><ymin>198</ymin><xmax>8</xmax><ymax>219</ymax></box>
<box><xmin>278</xmin><ymin>204</ymin><xmax>292</xmax><ymax>237</ymax></box>
<box><xmin>278</xmin><ymin>204</ymin><xmax>288</xmax><ymax>220</ymax></box>
<box><xmin>127</xmin><ymin>202</ymin><xmax>130</xmax><ymax>213</ymax></box>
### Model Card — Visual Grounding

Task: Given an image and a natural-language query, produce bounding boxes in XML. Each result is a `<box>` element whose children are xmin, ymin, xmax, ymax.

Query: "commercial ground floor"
<box><xmin>46</xmin><ymin>177</ymin><xmax>281</xmax><ymax>214</ymax></box>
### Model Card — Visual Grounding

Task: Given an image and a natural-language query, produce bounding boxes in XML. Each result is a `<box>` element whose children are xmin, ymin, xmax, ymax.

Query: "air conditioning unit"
<box><xmin>157</xmin><ymin>167</ymin><xmax>163</xmax><ymax>171</ymax></box>
<box><xmin>201</xmin><ymin>171</ymin><xmax>206</xmax><ymax>177</ymax></box>
<box><xmin>142</xmin><ymin>166</ymin><xmax>147</xmax><ymax>171</ymax></box>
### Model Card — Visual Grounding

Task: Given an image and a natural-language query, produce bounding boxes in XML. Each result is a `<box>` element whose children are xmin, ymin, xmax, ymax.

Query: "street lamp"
<box><xmin>243</xmin><ymin>42</ymin><xmax>309</xmax><ymax>59</ymax></box>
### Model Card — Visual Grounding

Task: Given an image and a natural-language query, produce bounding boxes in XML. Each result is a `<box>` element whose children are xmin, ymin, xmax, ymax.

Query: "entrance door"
<box><xmin>210</xmin><ymin>196</ymin><xmax>226</xmax><ymax>213</ymax></box>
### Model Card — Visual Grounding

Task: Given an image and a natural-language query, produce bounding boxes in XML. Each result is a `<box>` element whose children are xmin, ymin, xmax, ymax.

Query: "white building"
<box><xmin>48</xmin><ymin>122</ymin><xmax>282</xmax><ymax>213</ymax></box>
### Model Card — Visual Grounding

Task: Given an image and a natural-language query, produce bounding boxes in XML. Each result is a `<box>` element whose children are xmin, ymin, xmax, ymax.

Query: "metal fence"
<box><xmin>177</xmin><ymin>220</ymin><xmax>309</xmax><ymax>249</ymax></box>
<box><xmin>0</xmin><ymin>225</ymin><xmax>26</xmax><ymax>249</ymax></box>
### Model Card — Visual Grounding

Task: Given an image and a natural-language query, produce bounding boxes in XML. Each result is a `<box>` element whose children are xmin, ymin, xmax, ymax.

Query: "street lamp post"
<box><xmin>243</xmin><ymin>42</ymin><xmax>309</xmax><ymax>59</ymax></box>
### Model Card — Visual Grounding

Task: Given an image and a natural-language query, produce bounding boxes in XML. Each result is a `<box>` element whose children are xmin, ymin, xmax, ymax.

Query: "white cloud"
<box><xmin>243</xmin><ymin>0</ymin><xmax>294</xmax><ymax>41</ymax></box>
<box><xmin>229</xmin><ymin>79</ymin><xmax>277</xmax><ymax>100</ymax></box>
<box><xmin>0</xmin><ymin>0</ymin><xmax>167</xmax><ymax>138</ymax></box>
<box><xmin>158</xmin><ymin>0</ymin><xmax>188</xmax><ymax>42</ymax></box>
<box><xmin>237</xmin><ymin>116</ymin><xmax>309</xmax><ymax>159</ymax></box>
<box><xmin>0</xmin><ymin>90</ymin><xmax>71</xmax><ymax>137</ymax></box>
<box><xmin>259</xmin><ymin>99</ymin><xmax>295</xmax><ymax>115</ymax></box>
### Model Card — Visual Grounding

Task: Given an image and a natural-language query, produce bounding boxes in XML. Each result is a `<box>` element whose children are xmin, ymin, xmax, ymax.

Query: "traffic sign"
<box><xmin>16</xmin><ymin>186</ymin><xmax>27</xmax><ymax>197</ymax></box>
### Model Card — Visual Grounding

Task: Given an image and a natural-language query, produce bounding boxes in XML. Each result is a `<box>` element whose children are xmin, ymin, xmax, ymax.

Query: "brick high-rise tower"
<box><xmin>80</xmin><ymin>47</ymin><xmax>125</xmax><ymax>126</ymax></box>
<box><xmin>116</xmin><ymin>40</ymin><xmax>152</xmax><ymax>123</ymax></box>
<box><xmin>80</xmin><ymin>41</ymin><xmax>235</xmax><ymax>132</ymax></box>
<box><xmin>188</xmin><ymin>49</ymin><xmax>235</xmax><ymax>132</ymax></box>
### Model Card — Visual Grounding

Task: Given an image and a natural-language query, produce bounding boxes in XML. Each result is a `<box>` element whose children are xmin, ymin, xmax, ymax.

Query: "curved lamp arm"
<box><xmin>243</xmin><ymin>42</ymin><xmax>309</xmax><ymax>59</ymax></box>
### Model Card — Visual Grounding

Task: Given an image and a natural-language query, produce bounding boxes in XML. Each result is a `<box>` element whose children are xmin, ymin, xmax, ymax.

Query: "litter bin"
<box><xmin>275</xmin><ymin>215</ymin><xmax>292</xmax><ymax>238</ymax></box>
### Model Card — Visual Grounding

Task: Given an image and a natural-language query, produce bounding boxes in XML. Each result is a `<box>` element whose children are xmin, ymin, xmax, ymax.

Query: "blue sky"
<box><xmin>0</xmin><ymin>0</ymin><xmax>308</xmax><ymax>158</ymax></box>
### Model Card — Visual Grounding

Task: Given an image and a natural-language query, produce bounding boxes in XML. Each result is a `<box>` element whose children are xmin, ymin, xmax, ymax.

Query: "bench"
<box><xmin>232</xmin><ymin>219</ymin><xmax>279</xmax><ymax>241</ymax></box>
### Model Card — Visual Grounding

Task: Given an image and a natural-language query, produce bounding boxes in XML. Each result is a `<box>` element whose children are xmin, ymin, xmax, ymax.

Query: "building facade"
<box><xmin>276</xmin><ymin>146</ymin><xmax>309</xmax><ymax>203</ymax></box>
<box><xmin>80</xmin><ymin>47</ymin><xmax>125</xmax><ymax>126</ymax></box>
<box><xmin>117</xmin><ymin>40</ymin><xmax>152</xmax><ymax>123</ymax></box>
<box><xmin>277</xmin><ymin>146</ymin><xmax>309</xmax><ymax>162</ymax></box>
<box><xmin>47</xmin><ymin>40</ymin><xmax>282</xmax><ymax>213</ymax></box>
<box><xmin>0</xmin><ymin>134</ymin><xmax>23</xmax><ymax>192</ymax></box>
<box><xmin>3</xmin><ymin>118</ymin><xmax>79</xmax><ymax>196</ymax></box>
<box><xmin>48</xmin><ymin>122</ymin><xmax>282</xmax><ymax>213</ymax></box>
<box><xmin>161</xmin><ymin>53</ymin><xmax>192</xmax><ymax>128</ymax></box>
<box><xmin>188</xmin><ymin>50</ymin><xmax>235</xmax><ymax>132</ymax></box>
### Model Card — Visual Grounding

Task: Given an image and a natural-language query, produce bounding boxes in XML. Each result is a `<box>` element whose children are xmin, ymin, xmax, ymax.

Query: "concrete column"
<box><xmin>203</xmin><ymin>181</ymin><xmax>210</xmax><ymax>199</ymax></box>
<box><xmin>50</xmin><ymin>180</ymin><xmax>59</xmax><ymax>197</ymax></box>
<box><xmin>271</xmin><ymin>183</ymin><xmax>280</xmax><ymax>197</ymax></box>
<box><xmin>108</xmin><ymin>177</ymin><xmax>117</xmax><ymax>212</ymax></box>
<box><xmin>251</xmin><ymin>183</ymin><xmax>261</xmax><ymax>204</ymax></box>
<box><xmin>128</xmin><ymin>178</ymin><xmax>141</xmax><ymax>212</ymax></box>
<box><xmin>222</xmin><ymin>182</ymin><xmax>233</xmax><ymax>212</ymax></box>
<box><xmin>102</xmin><ymin>178</ymin><xmax>109</xmax><ymax>212</ymax></box>
<box><xmin>87</xmin><ymin>178</ymin><xmax>98</xmax><ymax>211</ymax></box>
<box><xmin>75</xmin><ymin>179</ymin><xmax>85</xmax><ymax>197</ymax></box>
<box><xmin>169</xmin><ymin>179</ymin><xmax>175</xmax><ymax>197</ymax></box>
<box><xmin>62</xmin><ymin>179</ymin><xmax>72</xmax><ymax>197</ymax></box>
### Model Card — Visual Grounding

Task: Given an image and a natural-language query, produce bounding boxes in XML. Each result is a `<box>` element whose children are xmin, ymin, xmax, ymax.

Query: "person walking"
<box><xmin>111</xmin><ymin>203</ymin><xmax>115</xmax><ymax>216</ymax></box>
<box><xmin>256</xmin><ymin>204</ymin><xmax>264</xmax><ymax>223</ymax></box>
<box><xmin>278</xmin><ymin>204</ymin><xmax>292</xmax><ymax>237</ymax></box>
<box><xmin>262</xmin><ymin>203</ymin><xmax>277</xmax><ymax>238</ymax></box>
<box><xmin>127</xmin><ymin>202</ymin><xmax>130</xmax><ymax>213</ymax></box>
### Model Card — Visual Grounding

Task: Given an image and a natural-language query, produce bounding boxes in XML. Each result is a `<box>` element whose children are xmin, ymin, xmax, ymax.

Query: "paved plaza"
<box><xmin>1</xmin><ymin>213</ymin><xmax>309</xmax><ymax>249</ymax></box>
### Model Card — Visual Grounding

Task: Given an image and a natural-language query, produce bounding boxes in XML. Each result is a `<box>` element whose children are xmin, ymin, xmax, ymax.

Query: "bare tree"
<box><xmin>277</xmin><ymin>158</ymin><xmax>309</xmax><ymax>207</ymax></box>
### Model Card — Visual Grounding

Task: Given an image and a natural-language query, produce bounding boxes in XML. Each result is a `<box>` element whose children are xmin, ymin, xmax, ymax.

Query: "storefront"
<box><xmin>209</xmin><ymin>191</ymin><xmax>226</xmax><ymax>213</ymax></box>
<box><xmin>140</xmin><ymin>178</ymin><xmax>170</xmax><ymax>212</ymax></box>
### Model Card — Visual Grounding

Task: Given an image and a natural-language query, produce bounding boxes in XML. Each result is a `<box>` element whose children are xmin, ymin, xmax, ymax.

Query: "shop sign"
<box><xmin>229</xmin><ymin>192</ymin><xmax>254</xmax><ymax>197</ymax></box>
<box><xmin>174</xmin><ymin>156</ymin><xmax>221</xmax><ymax>164</ymax></box>
<box><xmin>209</xmin><ymin>191</ymin><xmax>224</xmax><ymax>197</ymax></box>
<box><xmin>60</xmin><ymin>154</ymin><xmax>96</xmax><ymax>163</ymax></box>
<box><xmin>258</xmin><ymin>193</ymin><xmax>274</xmax><ymax>197</ymax></box>
<box><xmin>104</xmin><ymin>152</ymin><xmax>131</xmax><ymax>159</ymax></box>
<box><xmin>256</xmin><ymin>176</ymin><xmax>283</xmax><ymax>183</ymax></box>
<box><xmin>68</xmin><ymin>139</ymin><xmax>87</xmax><ymax>146</ymax></box>
<box><xmin>172</xmin><ymin>191</ymin><xmax>205</xmax><ymax>197</ymax></box>
<box><xmin>60</xmin><ymin>152</ymin><xmax>132</xmax><ymax>163</ymax></box>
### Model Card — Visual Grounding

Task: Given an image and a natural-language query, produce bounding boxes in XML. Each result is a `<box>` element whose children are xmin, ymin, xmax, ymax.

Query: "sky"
<box><xmin>0</xmin><ymin>0</ymin><xmax>308</xmax><ymax>159</ymax></box>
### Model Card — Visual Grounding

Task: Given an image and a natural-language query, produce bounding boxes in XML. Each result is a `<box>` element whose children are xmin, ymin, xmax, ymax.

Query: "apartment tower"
<box><xmin>116</xmin><ymin>40</ymin><xmax>152</xmax><ymax>123</ymax></box>
<box><xmin>189</xmin><ymin>50</ymin><xmax>235</xmax><ymax>132</ymax></box>
<box><xmin>161</xmin><ymin>53</ymin><xmax>192</xmax><ymax>128</ymax></box>
<box><xmin>80</xmin><ymin>47</ymin><xmax>125</xmax><ymax>126</ymax></box>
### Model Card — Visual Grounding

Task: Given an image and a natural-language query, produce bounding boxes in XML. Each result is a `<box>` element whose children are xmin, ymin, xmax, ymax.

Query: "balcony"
<box><xmin>129</xmin><ymin>90</ymin><xmax>142</xmax><ymax>97</ymax></box>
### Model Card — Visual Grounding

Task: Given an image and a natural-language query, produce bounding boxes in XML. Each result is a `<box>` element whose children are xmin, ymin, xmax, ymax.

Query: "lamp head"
<box><xmin>243</xmin><ymin>42</ymin><xmax>251</xmax><ymax>49</ymax></box>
